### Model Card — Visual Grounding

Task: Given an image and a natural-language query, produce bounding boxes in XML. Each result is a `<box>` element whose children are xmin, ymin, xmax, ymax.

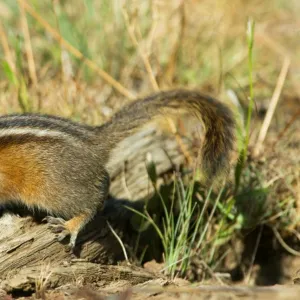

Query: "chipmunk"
<box><xmin>0</xmin><ymin>89</ymin><xmax>235</xmax><ymax>248</ymax></box>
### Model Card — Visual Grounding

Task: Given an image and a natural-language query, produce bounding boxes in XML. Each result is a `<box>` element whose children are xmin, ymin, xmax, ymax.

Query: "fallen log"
<box><xmin>1</xmin><ymin>261</ymin><xmax>159</xmax><ymax>295</ymax></box>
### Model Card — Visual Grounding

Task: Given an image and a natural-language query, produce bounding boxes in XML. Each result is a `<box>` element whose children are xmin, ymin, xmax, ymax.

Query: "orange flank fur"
<box><xmin>0</xmin><ymin>145</ymin><xmax>45</xmax><ymax>205</ymax></box>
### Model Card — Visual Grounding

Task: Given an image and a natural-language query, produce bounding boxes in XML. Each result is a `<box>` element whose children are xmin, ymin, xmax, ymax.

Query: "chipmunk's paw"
<box><xmin>43</xmin><ymin>215</ymin><xmax>84</xmax><ymax>250</ymax></box>
<box><xmin>43</xmin><ymin>216</ymin><xmax>70</xmax><ymax>243</ymax></box>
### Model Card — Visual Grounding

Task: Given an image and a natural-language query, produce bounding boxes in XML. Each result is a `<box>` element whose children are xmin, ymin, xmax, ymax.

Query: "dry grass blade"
<box><xmin>0</xmin><ymin>21</ymin><xmax>15</xmax><ymax>72</ymax></box>
<box><xmin>35</xmin><ymin>263</ymin><xmax>53</xmax><ymax>299</ymax></box>
<box><xmin>200</xmin><ymin>260</ymin><xmax>226</xmax><ymax>286</ymax></box>
<box><xmin>245</xmin><ymin>225</ymin><xmax>263</xmax><ymax>284</ymax></box>
<box><xmin>164</xmin><ymin>1</ymin><xmax>186</xmax><ymax>84</ymax></box>
<box><xmin>18</xmin><ymin>0</ymin><xmax>37</xmax><ymax>85</ymax></box>
<box><xmin>158</xmin><ymin>120</ymin><xmax>193</xmax><ymax>166</ymax></box>
<box><xmin>18</xmin><ymin>0</ymin><xmax>135</xmax><ymax>99</ymax></box>
<box><xmin>272</xmin><ymin>109</ymin><xmax>300</xmax><ymax>149</ymax></box>
<box><xmin>254</xmin><ymin>57</ymin><xmax>290</xmax><ymax>156</ymax></box>
<box><xmin>257</xmin><ymin>31</ymin><xmax>291</xmax><ymax>58</ymax></box>
<box><xmin>122</xmin><ymin>8</ymin><xmax>159</xmax><ymax>92</ymax></box>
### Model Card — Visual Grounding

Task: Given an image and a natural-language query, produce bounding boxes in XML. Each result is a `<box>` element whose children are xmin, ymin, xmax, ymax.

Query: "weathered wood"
<box><xmin>0</xmin><ymin>212</ymin><xmax>127</xmax><ymax>277</ymax></box>
<box><xmin>1</xmin><ymin>262</ymin><xmax>159</xmax><ymax>294</ymax></box>
<box><xmin>0</xmin><ymin>124</ymin><xmax>194</xmax><ymax>279</ymax></box>
<box><xmin>107</xmin><ymin>126</ymin><xmax>191</xmax><ymax>200</ymax></box>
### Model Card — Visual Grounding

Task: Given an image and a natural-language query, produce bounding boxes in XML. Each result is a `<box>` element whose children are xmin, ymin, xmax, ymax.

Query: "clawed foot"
<box><xmin>43</xmin><ymin>214</ymin><xmax>85</xmax><ymax>250</ymax></box>
<box><xmin>43</xmin><ymin>216</ymin><xmax>72</xmax><ymax>247</ymax></box>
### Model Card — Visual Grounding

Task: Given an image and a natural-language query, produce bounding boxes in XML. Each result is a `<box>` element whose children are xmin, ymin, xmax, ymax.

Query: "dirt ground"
<box><xmin>3</xmin><ymin>279</ymin><xmax>300</xmax><ymax>300</ymax></box>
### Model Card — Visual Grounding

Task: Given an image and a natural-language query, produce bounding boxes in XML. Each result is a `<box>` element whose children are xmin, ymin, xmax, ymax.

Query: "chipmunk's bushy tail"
<box><xmin>97</xmin><ymin>89</ymin><xmax>235</xmax><ymax>184</ymax></box>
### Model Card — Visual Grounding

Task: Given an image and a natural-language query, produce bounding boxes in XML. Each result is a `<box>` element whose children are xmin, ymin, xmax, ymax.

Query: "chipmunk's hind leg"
<box><xmin>44</xmin><ymin>164</ymin><xmax>110</xmax><ymax>249</ymax></box>
<box><xmin>45</xmin><ymin>213</ymin><xmax>92</xmax><ymax>248</ymax></box>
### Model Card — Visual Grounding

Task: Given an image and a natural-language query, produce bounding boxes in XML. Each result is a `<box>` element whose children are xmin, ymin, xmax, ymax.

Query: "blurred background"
<box><xmin>0</xmin><ymin>0</ymin><xmax>299</xmax><ymax>286</ymax></box>
<box><xmin>0</xmin><ymin>0</ymin><xmax>299</xmax><ymax>121</ymax></box>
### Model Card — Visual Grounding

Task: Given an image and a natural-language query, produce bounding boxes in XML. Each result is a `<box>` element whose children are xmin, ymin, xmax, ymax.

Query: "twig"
<box><xmin>272</xmin><ymin>226</ymin><xmax>300</xmax><ymax>257</ymax></box>
<box><xmin>18</xmin><ymin>0</ymin><xmax>38</xmax><ymax>85</ymax></box>
<box><xmin>0</xmin><ymin>22</ymin><xmax>15</xmax><ymax>72</ymax></box>
<box><xmin>107</xmin><ymin>221</ymin><xmax>129</xmax><ymax>263</ymax></box>
<box><xmin>18</xmin><ymin>0</ymin><xmax>135</xmax><ymax>99</ymax></box>
<box><xmin>254</xmin><ymin>57</ymin><xmax>290</xmax><ymax>156</ymax></box>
